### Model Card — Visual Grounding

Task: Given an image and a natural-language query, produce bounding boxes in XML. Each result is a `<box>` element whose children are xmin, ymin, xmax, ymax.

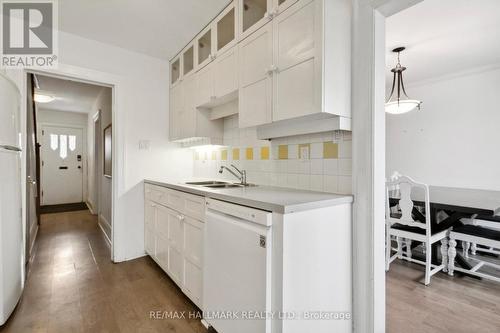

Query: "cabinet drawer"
<box><xmin>183</xmin><ymin>194</ymin><xmax>205</xmax><ymax>221</ymax></box>
<box><xmin>161</xmin><ymin>188</ymin><xmax>185</xmax><ymax>212</ymax></box>
<box><xmin>145</xmin><ymin>184</ymin><xmax>166</xmax><ymax>203</ymax></box>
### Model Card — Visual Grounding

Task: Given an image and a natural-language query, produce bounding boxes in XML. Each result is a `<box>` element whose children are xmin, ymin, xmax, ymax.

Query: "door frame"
<box><xmin>351</xmin><ymin>0</ymin><xmax>423</xmax><ymax>332</ymax></box>
<box><xmin>21</xmin><ymin>64</ymin><xmax>123</xmax><ymax>262</ymax></box>
<box><xmin>38</xmin><ymin>123</ymin><xmax>87</xmax><ymax>206</ymax></box>
<box><xmin>91</xmin><ymin>110</ymin><xmax>101</xmax><ymax>215</ymax></box>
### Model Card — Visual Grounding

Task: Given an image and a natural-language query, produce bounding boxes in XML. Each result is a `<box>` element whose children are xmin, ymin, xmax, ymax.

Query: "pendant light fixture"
<box><xmin>385</xmin><ymin>47</ymin><xmax>422</xmax><ymax>114</ymax></box>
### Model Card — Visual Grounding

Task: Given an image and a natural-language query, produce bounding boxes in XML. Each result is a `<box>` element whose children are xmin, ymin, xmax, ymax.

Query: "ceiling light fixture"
<box><xmin>385</xmin><ymin>47</ymin><xmax>422</xmax><ymax>114</ymax></box>
<box><xmin>34</xmin><ymin>93</ymin><xmax>56</xmax><ymax>103</ymax></box>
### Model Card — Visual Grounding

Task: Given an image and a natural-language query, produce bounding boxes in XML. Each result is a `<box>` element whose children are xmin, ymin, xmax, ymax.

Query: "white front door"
<box><xmin>41</xmin><ymin>125</ymin><xmax>84</xmax><ymax>205</ymax></box>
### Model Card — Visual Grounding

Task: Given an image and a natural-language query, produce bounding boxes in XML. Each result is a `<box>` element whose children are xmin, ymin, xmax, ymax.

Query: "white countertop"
<box><xmin>144</xmin><ymin>179</ymin><xmax>353</xmax><ymax>214</ymax></box>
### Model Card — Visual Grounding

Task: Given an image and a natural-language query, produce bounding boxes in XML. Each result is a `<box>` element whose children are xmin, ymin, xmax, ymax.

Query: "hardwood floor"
<box><xmin>1</xmin><ymin>210</ymin><xmax>207</xmax><ymax>333</ymax></box>
<box><xmin>387</xmin><ymin>260</ymin><xmax>500</xmax><ymax>333</ymax></box>
<box><xmin>3</xmin><ymin>210</ymin><xmax>500</xmax><ymax>332</ymax></box>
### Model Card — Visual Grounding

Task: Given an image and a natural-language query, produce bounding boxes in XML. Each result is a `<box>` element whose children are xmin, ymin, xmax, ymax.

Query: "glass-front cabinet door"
<box><xmin>182</xmin><ymin>44</ymin><xmax>194</xmax><ymax>77</ymax></box>
<box><xmin>215</xmin><ymin>2</ymin><xmax>237</xmax><ymax>56</ymax></box>
<box><xmin>170</xmin><ymin>56</ymin><xmax>182</xmax><ymax>87</ymax></box>
<box><xmin>196</xmin><ymin>25</ymin><xmax>213</xmax><ymax>69</ymax></box>
<box><xmin>240</xmin><ymin>0</ymin><xmax>272</xmax><ymax>39</ymax></box>
<box><xmin>274</xmin><ymin>0</ymin><xmax>299</xmax><ymax>16</ymax></box>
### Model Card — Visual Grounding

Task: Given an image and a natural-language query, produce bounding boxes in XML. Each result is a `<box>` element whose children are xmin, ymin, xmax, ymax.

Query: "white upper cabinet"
<box><xmin>196</xmin><ymin>64</ymin><xmax>214</xmax><ymax>107</ymax></box>
<box><xmin>182</xmin><ymin>44</ymin><xmax>195</xmax><ymax>77</ymax></box>
<box><xmin>196</xmin><ymin>26</ymin><xmax>214</xmax><ymax>70</ymax></box>
<box><xmin>239</xmin><ymin>0</ymin><xmax>273</xmax><ymax>40</ymax></box>
<box><xmin>170</xmin><ymin>55</ymin><xmax>182</xmax><ymax>87</ymax></box>
<box><xmin>169</xmin><ymin>83</ymin><xmax>183</xmax><ymax>141</ymax></box>
<box><xmin>213</xmin><ymin>46</ymin><xmax>238</xmax><ymax>100</ymax></box>
<box><xmin>274</xmin><ymin>0</ymin><xmax>299</xmax><ymax>15</ymax></box>
<box><xmin>215</xmin><ymin>3</ymin><xmax>238</xmax><ymax>56</ymax></box>
<box><xmin>180</xmin><ymin>74</ymin><xmax>197</xmax><ymax>138</ymax></box>
<box><xmin>238</xmin><ymin>22</ymin><xmax>273</xmax><ymax>128</ymax></box>
<box><xmin>273</xmin><ymin>0</ymin><xmax>321</xmax><ymax>121</ymax></box>
<box><xmin>169</xmin><ymin>0</ymin><xmax>352</xmax><ymax>141</ymax></box>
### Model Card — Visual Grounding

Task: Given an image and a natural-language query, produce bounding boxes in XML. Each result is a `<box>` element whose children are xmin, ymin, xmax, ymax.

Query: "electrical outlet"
<box><xmin>299</xmin><ymin>145</ymin><xmax>310</xmax><ymax>160</ymax></box>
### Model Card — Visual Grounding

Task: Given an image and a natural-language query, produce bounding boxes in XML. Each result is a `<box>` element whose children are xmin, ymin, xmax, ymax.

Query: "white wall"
<box><xmin>6</xmin><ymin>30</ymin><xmax>193</xmax><ymax>262</ymax></box>
<box><xmin>38</xmin><ymin>109</ymin><xmax>88</xmax><ymax>126</ymax></box>
<box><xmin>386</xmin><ymin>66</ymin><xmax>500</xmax><ymax>190</ymax></box>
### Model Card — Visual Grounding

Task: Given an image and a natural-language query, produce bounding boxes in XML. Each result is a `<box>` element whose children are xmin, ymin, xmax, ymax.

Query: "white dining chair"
<box><xmin>385</xmin><ymin>175</ymin><xmax>449</xmax><ymax>285</ymax></box>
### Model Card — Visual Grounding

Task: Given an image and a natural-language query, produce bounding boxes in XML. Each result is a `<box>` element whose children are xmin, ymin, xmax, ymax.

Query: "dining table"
<box><xmin>389</xmin><ymin>185</ymin><xmax>500</xmax><ymax>273</ymax></box>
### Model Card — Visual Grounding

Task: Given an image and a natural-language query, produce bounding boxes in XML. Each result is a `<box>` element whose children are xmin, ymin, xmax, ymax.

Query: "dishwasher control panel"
<box><xmin>205</xmin><ymin>198</ymin><xmax>272</xmax><ymax>227</ymax></box>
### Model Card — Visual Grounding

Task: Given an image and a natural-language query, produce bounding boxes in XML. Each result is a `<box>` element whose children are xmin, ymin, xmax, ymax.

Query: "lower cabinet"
<box><xmin>144</xmin><ymin>186</ymin><xmax>204</xmax><ymax>309</ymax></box>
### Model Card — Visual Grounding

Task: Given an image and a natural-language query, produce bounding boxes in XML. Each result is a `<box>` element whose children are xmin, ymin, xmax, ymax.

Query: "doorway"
<box><xmin>27</xmin><ymin>73</ymin><xmax>113</xmax><ymax>250</ymax></box>
<box><xmin>40</xmin><ymin>125</ymin><xmax>84</xmax><ymax>205</ymax></box>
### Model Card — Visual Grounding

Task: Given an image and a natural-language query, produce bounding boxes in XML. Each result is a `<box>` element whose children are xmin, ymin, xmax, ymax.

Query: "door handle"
<box><xmin>59</xmin><ymin>166</ymin><xmax>68</xmax><ymax>170</ymax></box>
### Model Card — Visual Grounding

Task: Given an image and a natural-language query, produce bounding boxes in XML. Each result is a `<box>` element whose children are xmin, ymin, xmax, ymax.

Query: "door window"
<box><xmin>69</xmin><ymin>135</ymin><xmax>76</xmax><ymax>151</ymax></box>
<box><xmin>59</xmin><ymin>135</ymin><xmax>68</xmax><ymax>159</ymax></box>
<box><xmin>50</xmin><ymin>134</ymin><xmax>58</xmax><ymax>150</ymax></box>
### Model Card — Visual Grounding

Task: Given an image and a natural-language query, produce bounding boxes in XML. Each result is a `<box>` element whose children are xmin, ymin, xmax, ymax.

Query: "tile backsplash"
<box><xmin>192</xmin><ymin>115</ymin><xmax>352</xmax><ymax>194</ymax></box>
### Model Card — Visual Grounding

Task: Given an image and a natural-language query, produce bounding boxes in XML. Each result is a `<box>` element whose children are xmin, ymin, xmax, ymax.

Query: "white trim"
<box><xmin>24</xmin><ymin>63</ymin><xmax>122</xmax><ymax>263</ymax></box>
<box><xmin>98</xmin><ymin>214</ymin><xmax>112</xmax><ymax>247</ymax></box>
<box><xmin>85</xmin><ymin>201</ymin><xmax>96</xmax><ymax>215</ymax></box>
<box><xmin>351</xmin><ymin>1</ymin><xmax>423</xmax><ymax>332</ymax></box>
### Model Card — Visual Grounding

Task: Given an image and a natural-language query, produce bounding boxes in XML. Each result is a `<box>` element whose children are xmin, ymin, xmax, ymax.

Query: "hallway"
<box><xmin>1</xmin><ymin>210</ymin><xmax>206</xmax><ymax>333</ymax></box>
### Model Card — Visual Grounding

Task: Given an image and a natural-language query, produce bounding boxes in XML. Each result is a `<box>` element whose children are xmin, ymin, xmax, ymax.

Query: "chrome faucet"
<box><xmin>219</xmin><ymin>164</ymin><xmax>247</xmax><ymax>185</ymax></box>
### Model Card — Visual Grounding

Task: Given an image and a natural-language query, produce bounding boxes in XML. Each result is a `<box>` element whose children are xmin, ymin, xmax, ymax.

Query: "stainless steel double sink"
<box><xmin>184</xmin><ymin>181</ymin><xmax>255</xmax><ymax>189</ymax></box>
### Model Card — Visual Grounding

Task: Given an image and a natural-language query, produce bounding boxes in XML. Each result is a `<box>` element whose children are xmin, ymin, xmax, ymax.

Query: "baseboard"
<box><xmin>98</xmin><ymin>214</ymin><xmax>112</xmax><ymax>247</ymax></box>
<box><xmin>86</xmin><ymin>201</ymin><xmax>96</xmax><ymax>215</ymax></box>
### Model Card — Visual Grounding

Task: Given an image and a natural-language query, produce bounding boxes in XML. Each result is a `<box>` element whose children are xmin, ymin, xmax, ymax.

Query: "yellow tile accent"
<box><xmin>323</xmin><ymin>141</ymin><xmax>339</xmax><ymax>159</ymax></box>
<box><xmin>221</xmin><ymin>149</ymin><xmax>228</xmax><ymax>161</ymax></box>
<box><xmin>298</xmin><ymin>143</ymin><xmax>310</xmax><ymax>159</ymax></box>
<box><xmin>278</xmin><ymin>145</ymin><xmax>288</xmax><ymax>160</ymax></box>
<box><xmin>232</xmin><ymin>148</ymin><xmax>240</xmax><ymax>160</ymax></box>
<box><xmin>211</xmin><ymin>151</ymin><xmax>217</xmax><ymax>160</ymax></box>
<box><xmin>246</xmin><ymin>148</ymin><xmax>254</xmax><ymax>160</ymax></box>
<box><xmin>260</xmin><ymin>147</ymin><xmax>270</xmax><ymax>160</ymax></box>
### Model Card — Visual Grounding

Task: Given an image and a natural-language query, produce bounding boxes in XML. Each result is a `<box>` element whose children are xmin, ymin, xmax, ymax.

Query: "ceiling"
<box><xmin>59</xmin><ymin>0</ymin><xmax>231</xmax><ymax>60</ymax></box>
<box><xmin>36</xmin><ymin>75</ymin><xmax>104</xmax><ymax>113</ymax></box>
<box><xmin>386</xmin><ymin>0</ymin><xmax>500</xmax><ymax>84</ymax></box>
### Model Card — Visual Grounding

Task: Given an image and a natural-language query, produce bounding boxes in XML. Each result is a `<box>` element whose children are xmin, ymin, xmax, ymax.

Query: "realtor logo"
<box><xmin>1</xmin><ymin>0</ymin><xmax>58</xmax><ymax>67</ymax></box>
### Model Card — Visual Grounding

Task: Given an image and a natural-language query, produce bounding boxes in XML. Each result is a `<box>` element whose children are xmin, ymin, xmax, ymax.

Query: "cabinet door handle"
<box><xmin>177</xmin><ymin>214</ymin><xmax>185</xmax><ymax>221</ymax></box>
<box><xmin>266</xmin><ymin>65</ymin><xmax>278</xmax><ymax>75</ymax></box>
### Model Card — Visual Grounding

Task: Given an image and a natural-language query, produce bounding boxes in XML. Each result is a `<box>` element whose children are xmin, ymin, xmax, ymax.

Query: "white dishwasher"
<box><xmin>204</xmin><ymin>198</ymin><xmax>272</xmax><ymax>333</ymax></box>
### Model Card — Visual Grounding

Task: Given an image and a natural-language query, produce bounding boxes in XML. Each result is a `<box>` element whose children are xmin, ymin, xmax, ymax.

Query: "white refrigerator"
<box><xmin>0</xmin><ymin>72</ymin><xmax>23</xmax><ymax>325</ymax></box>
